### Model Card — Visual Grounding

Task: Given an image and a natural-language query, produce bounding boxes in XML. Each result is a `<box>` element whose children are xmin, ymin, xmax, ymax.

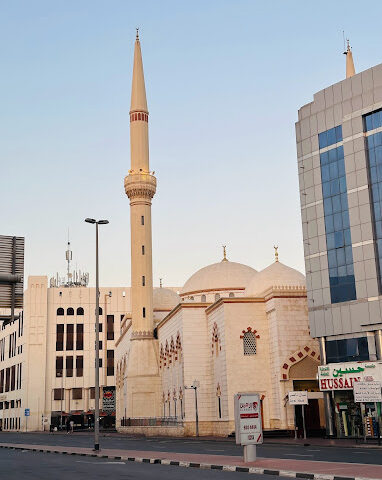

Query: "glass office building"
<box><xmin>296</xmin><ymin>62</ymin><xmax>382</xmax><ymax>437</ymax></box>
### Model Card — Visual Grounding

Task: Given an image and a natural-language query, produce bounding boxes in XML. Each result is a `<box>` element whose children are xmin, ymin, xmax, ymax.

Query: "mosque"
<box><xmin>115</xmin><ymin>32</ymin><xmax>323</xmax><ymax>436</ymax></box>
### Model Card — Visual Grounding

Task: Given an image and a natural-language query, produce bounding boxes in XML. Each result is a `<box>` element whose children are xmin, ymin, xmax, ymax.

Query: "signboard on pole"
<box><xmin>234</xmin><ymin>393</ymin><xmax>263</xmax><ymax>446</ymax></box>
<box><xmin>353</xmin><ymin>381</ymin><xmax>382</xmax><ymax>403</ymax></box>
<box><xmin>288</xmin><ymin>391</ymin><xmax>308</xmax><ymax>405</ymax></box>
<box><xmin>102</xmin><ymin>386</ymin><xmax>115</xmax><ymax>413</ymax></box>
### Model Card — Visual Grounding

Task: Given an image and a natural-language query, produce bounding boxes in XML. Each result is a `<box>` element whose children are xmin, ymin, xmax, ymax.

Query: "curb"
<box><xmin>0</xmin><ymin>444</ymin><xmax>378</xmax><ymax>480</ymax></box>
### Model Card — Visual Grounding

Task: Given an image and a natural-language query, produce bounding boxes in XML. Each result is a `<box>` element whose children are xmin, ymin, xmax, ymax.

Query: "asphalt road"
<box><xmin>0</xmin><ymin>432</ymin><xmax>380</xmax><ymax>465</ymax></box>
<box><xmin>0</xmin><ymin>448</ymin><xmax>285</xmax><ymax>480</ymax></box>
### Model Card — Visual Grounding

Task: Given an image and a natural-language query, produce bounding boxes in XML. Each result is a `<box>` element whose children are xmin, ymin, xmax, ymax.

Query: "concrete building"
<box><xmin>115</xmin><ymin>33</ymin><xmax>322</xmax><ymax>437</ymax></box>
<box><xmin>296</xmin><ymin>44</ymin><xmax>382</xmax><ymax>437</ymax></box>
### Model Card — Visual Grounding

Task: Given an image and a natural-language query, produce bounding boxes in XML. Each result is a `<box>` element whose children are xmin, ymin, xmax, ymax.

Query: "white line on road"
<box><xmin>76</xmin><ymin>461</ymin><xmax>126</xmax><ymax>465</ymax></box>
<box><xmin>284</xmin><ymin>453</ymin><xmax>314</xmax><ymax>457</ymax></box>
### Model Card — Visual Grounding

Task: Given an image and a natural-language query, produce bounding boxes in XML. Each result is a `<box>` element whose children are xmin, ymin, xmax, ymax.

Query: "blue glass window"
<box><xmin>326</xmin><ymin>337</ymin><xmax>369</xmax><ymax>363</ymax></box>
<box><xmin>320</xmin><ymin>138</ymin><xmax>356</xmax><ymax>304</ymax></box>
<box><xmin>318</xmin><ymin>125</ymin><xmax>343</xmax><ymax>149</ymax></box>
<box><xmin>365</xmin><ymin>110</ymin><xmax>382</xmax><ymax>132</ymax></box>
<box><xmin>364</xmin><ymin>120</ymin><xmax>382</xmax><ymax>292</ymax></box>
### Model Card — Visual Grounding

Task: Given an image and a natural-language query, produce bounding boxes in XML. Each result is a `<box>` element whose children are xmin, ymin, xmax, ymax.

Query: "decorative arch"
<box><xmin>175</xmin><ymin>333</ymin><xmax>182</xmax><ymax>361</ymax></box>
<box><xmin>159</xmin><ymin>344</ymin><xmax>164</xmax><ymax>369</ymax></box>
<box><xmin>170</xmin><ymin>337</ymin><xmax>175</xmax><ymax>365</ymax></box>
<box><xmin>211</xmin><ymin>322</ymin><xmax>221</xmax><ymax>356</ymax></box>
<box><xmin>165</xmin><ymin>341</ymin><xmax>170</xmax><ymax>368</ymax></box>
<box><xmin>281</xmin><ymin>345</ymin><xmax>320</xmax><ymax>380</ymax></box>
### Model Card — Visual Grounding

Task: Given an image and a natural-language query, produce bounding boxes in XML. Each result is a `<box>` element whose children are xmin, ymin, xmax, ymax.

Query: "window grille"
<box><xmin>243</xmin><ymin>331</ymin><xmax>256</xmax><ymax>355</ymax></box>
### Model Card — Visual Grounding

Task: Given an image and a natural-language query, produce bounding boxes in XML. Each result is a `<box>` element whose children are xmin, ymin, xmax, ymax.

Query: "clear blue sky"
<box><xmin>2</xmin><ymin>0</ymin><xmax>381</xmax><ymax>287</ymax></box>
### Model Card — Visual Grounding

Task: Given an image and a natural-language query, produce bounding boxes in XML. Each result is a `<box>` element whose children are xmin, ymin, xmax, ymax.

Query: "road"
<box><xmin>0</xmin><ymin>448</ymin><xmax>284</xmax><ymax>480</ymax></box>
<box><xmin>0</xmin><ymin>432</ymin><xmax>381</xmax><ymax>465</ymax></box>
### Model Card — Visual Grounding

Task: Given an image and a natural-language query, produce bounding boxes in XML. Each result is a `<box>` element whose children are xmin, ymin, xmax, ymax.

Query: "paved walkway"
<box><xmin>1</xmin><ymin>442</ymin><xmax>382</xmax><ymax>479</ymax></box>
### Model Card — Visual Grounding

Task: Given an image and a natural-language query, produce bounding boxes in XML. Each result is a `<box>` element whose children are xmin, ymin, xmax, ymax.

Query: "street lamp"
<box><xmin>185</xmin><ymin>380</ymin><xmax>199</xmax><ymax>437</ymax></box>
<box><xmin>85</xmin><ymin>217</ymin><xmax>109</xmax><ymax>451</ymax></box>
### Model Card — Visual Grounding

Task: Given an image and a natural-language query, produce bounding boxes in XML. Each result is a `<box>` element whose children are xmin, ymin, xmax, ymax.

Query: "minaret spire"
<box><xmin>344</xmin><ymin>39</ymin><xmax>355</xmax><ymax>79</ymax></box>
<box><xmin>124</xmin><ymin>32</ymin><xmax>161</xmax><ymax>417</ymax></box>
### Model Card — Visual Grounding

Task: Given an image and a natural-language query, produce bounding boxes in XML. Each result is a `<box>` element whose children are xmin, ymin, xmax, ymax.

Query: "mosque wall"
<box><xmin>158</xmin><ymin>308</ymin><xmax>184</xmax><ymax>418</ymax></box>
<box><xmin>222</xmin><ymin>301</ymin><xmax>272</xmax><ymax>429</ymax></box>
<box><xmin>206</xmin><ymin>305</ymin><xmax>229</xmax><ymax>423</ymax></box>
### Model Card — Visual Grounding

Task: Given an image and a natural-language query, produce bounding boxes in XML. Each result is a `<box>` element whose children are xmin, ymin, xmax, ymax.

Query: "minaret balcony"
<box><xmin>124</xmin><ymin>171</ymin><xmax>157</xmax><ymax>201</ymax></box>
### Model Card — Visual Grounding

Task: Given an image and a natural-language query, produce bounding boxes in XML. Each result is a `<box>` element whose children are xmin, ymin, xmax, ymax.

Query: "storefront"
<box><xmin>318</xmin><ymin>361</ymin><xmax>382</xmax><ymax>438</ymax></box>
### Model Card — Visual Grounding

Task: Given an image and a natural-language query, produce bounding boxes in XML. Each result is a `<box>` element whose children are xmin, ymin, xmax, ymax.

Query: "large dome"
<box><xmin>153</xmin><ymin>287</ymin><xmax>180</xmax><ymax>311</ymax></box>
<box><xmin>181</xmin><ymin>259</ymin><xmax>257</xmax><ymax>296</ymax></box>
<box><xmin>245</xmin><ymin>261</ymin><xmax>305</xmax><ymax>297</ymax></box>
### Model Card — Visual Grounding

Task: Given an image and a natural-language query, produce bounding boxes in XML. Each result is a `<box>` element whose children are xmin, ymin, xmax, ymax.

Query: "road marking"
<box><xmin>206</xmin><ymin>449</ymin><xmax>225</xmax><ymax>452</ymax></box>
<box><xmin>284</xmin><ymin>453</ymin><xmax>314</xmax><ymax>457</ymax></box>
<box><xmin>307</xmin><ymin>449</ymin><xmax>321</xmax><ymax>451</ymax></box>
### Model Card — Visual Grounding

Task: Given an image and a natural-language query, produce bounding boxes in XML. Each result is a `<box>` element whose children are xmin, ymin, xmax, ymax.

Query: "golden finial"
<box><xmin>136</xmin><ymin>27</ymin><xmax>139</xmax><ymax>41</ymax></box>
<box><xmin>222</xmin><ymin>245</ymin><xmax>228</xmax><ymax>262</ymax></box>
<box><xmin>274</xmin><ymin>245</ymin><xmax>279</xmax><ymax>262</ymax></box>
<box><xmin>159</xmin><ymin>278</ymin><xmax>163</xmax><ymax>288</ymax></box>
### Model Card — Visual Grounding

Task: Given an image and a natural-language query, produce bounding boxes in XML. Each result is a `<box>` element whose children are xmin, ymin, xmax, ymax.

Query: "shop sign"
<box><xmin>234</xmin><ymin>393</ymin><xmax>263</xmax><ymax>446</ymax></box>
<box><xmin>288</xmin><ymin>391</ymin><xmax>308</xmax><ymax>405</ymax></box>
<box><xmin>353</xmin><ymin>381</ymin><xmax>382</xmax><ymax>403</ymax></box>
<box><xmin>102</xmin><ymin>386</ymin><xmax>115</xmax><ymax>412</ymax></box>
<box><xmin>318</xmin><ymin>361</ymin><xmax>382</xmax><ymax>391</ymax></box>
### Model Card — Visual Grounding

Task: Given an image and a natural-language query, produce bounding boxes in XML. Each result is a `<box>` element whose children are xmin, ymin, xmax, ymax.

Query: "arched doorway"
<box><xmin>289</xmin><ymin>356</ymin><xmax>325</xmax><ymax>437</ymax></box>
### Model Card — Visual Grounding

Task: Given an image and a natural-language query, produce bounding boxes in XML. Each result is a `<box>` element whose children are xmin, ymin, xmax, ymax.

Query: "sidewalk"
<box><xmin>1</xmin><ymin>442</ymin><xmax>382</xmax><ymax>480</ymax></box>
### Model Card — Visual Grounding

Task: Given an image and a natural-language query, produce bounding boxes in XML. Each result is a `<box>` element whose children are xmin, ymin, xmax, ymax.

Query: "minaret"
<box><xmin>344</xmin><ymin>39</ymin><xmax>355</xmax><ymax>79</ymax></box>
<box><xmin>124</xmin><ymin>30</ymin><xmax>160</xmax><ymax>417</ymax></box>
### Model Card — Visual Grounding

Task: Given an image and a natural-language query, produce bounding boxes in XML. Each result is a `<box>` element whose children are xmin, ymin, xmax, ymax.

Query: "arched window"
<box><xmin>243</xmin><ymin>331</ymin><xmax>257</xmax><ymax>355</ymax></box>
<box><xmin>165</xmin><ymin>341</ymin><xmax>169</xmax><ymax>368</ymax></box>
<box><xmin>175</xmin><ymin>333</ymin><xmax>182</xmax><ymax>361</ymax></box>
<box><xmin>99</xmin><ymin>307</ymin><xmax>103</xmax><ymax>315</ymax></box>
<box><xmin>159</xmin><ymin>344</ymin><xmax>164</xmax><ymax>369</ymax></box>
<box><xmin>215</xmin><ymin>293</ymin><xmax>220</xmax><ymax>302</ymax></box>
<box><xmin>201</xmin><ymin>294</ymin><xmax>206</xmax><ymax>302</ymax></box>
<box><xmin>76</xmin><ymin>307</ymin><xmax>84</xmax><ymax>315</ymax></box>
<box><xmin>229</xmin><ymin>292</ymin><xmax>235</xmax><ymax>298</ymax></box>
<box><xmin>57</xmin><ymin>308</ymin><xmax>64</xmax><ymax>316</ymax></box>
<box><xmin>67</xmin><ymin>308</ymin><xmax>74</xmax><ymax>316</ymax></box>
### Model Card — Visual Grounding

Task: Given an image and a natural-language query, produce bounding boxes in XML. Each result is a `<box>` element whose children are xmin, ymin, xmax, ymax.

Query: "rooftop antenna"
<box><xmin>66</xmin><ymin>229</ymin><xmax>72</xmax><ymax>285</ymax></box>
<box><xmin>342</xmin><ymin>30</ymin><xmax>346</xmax><ymax>54</ymax></box>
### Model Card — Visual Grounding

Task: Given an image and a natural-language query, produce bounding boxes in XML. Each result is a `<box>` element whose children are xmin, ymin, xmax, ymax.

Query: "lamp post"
<box><xmin>185</xmin><ymin>380</ymin><xmax>200</xmax><ymax>437</ymax></box>
<box><xmin>85</xmin><ymin>218</ymin><xmax>109</xmax><ymax>451</ymax></box>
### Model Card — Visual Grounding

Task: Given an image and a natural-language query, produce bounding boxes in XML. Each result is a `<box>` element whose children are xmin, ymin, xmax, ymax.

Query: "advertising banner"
<box><xmin>102</xmin><ymin>386</ymin><xmax>115</xmax><ymax>413</ymax></box>
<box><xmin>318</xmin><ymin>361</ymin><xmax>382</xmax><ymax>391</ymax></box>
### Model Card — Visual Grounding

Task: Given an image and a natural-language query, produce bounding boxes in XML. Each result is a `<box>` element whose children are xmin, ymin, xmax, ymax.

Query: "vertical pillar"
<box><xmin>375</xmin><ymin>330</ymin><xmax>382</xmax><ymax>360</ymax></box>
<box><xmin>319</xmin><ymin>336</ymin><xmax>335</xmax><ymax>437</ymax></box>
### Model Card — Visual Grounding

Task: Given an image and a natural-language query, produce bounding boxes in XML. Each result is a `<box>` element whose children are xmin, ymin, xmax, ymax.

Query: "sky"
<box><xmin>2</xmin><ymin>0</ymin><xmax>382</xmax><ymax>288</ymax></box>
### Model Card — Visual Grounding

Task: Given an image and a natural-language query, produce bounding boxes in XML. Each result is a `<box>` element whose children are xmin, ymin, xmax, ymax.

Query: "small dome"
<box><xmin>153</xmin><ymin>288</ymin><xmax>180</xmax><ymax>311</ymax></box>
<box><xmin>181</xmin><ymin>259</ymin><xmax>257</xmax><ymax>296</ymax></box>
<box><xmin>245</xmin><ymin>261</ymin><xmax>305</xmax><ymax>297</ymax></box>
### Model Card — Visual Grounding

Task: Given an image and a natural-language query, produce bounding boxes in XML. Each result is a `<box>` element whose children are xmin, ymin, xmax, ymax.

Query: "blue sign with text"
<box><xmin>24</xmin><ymin>408</ymin><xmax>30</xmax><ymax>416</ymax></box>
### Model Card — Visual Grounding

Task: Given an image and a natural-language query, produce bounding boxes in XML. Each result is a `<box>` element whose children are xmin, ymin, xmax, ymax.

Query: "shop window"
<box><xmin>72</xmin><ymin>388</ymin><xmax>82</xmax><ymax>400</ymax></box>
<box><xmin>57</xmin><ymin>308</ymin><xmax>64</xmax><ymax>316</ymax></box>
<box><xmin>76</xmin><ymin>307</ymin><xmax>84</xmax><ymax>315</ymax></box>
<box><xmin>243</xmin><ymin>331</ymin><xmax>256</xmax><ymax>355</ymax></box>
<box><xmin>54</xmin><ymin>388</ymin><xmax>64</xmax><ymax>401</ymax></box>
<box><xmin>56</xmin><ymin>324</ymin><xmax>64</xmax><ymax>351</ymax></box>
<box><xmin>67</xmin><ymin>308</ymin><xmax>74</xmax><ymax>316</ymax></box>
